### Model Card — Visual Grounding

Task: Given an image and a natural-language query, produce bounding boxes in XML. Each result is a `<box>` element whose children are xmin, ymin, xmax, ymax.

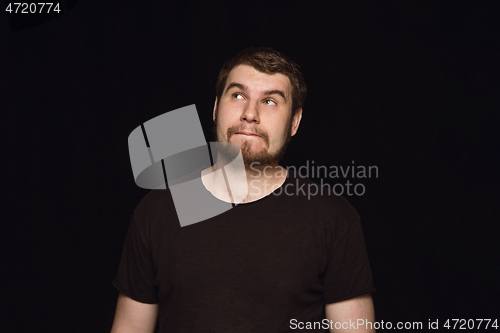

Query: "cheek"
<box><xmin>216</xmin><ymin>116</ymin><xmax>235</xmax><ymax>139</ymax></box>
<box><xmin>217</xmin><ymin>118</ymin><xmax>231</xmax><ymax>134</ymax></box>
<box><xmin>273</xmin><ymin>120</ymin><xmax>290</xmax><ymax>138</ymax></box>
<box><xmin>217</xmin><ymin>108</ymin><xmax>236</xmax><ymax>125</ymax></box>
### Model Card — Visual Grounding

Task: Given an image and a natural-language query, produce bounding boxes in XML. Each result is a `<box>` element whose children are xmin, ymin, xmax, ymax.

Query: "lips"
<box><xmin>235</xmin><ymin>131</ymin><xmax>261</xmax><ymax>137</ymax></box>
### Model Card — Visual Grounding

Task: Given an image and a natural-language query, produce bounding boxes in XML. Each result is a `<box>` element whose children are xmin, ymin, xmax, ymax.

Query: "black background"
<box><xmin>1</xmin><ymin>0</ymin><xmax>499</xmax><ymax>332</ymax></box>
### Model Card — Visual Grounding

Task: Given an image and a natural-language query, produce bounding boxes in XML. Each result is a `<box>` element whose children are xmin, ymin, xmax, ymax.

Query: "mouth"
<box><xmin>235</xmin><ymin>131</ymin><xmax>261</xmax><ymax>138</ymax></box>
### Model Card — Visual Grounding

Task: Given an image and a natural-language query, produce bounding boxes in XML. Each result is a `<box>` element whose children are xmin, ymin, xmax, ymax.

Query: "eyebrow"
<box><xmin>225</xmin><ymin>82</ymin><xmax>287</xmax><ymax>103</ymax></box>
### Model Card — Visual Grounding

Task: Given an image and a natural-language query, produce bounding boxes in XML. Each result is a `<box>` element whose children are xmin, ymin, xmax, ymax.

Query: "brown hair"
<box><xmin>215</xmin><ymin>47</ymin><xmax>307</xmax><ymax>116</ymax></box>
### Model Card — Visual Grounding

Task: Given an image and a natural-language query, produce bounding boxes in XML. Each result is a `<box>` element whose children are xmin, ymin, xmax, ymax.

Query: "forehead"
<box><xmin>225</xmin><ymin>64</ymin><xmax>291</xmax><ymax>95</ymax></box>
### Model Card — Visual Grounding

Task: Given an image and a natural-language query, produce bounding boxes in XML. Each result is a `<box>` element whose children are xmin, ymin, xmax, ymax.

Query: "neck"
<box><xmin>201</xmin><ymin>156</ymin><xmax>287</xmax><ymax>204</ymax></box>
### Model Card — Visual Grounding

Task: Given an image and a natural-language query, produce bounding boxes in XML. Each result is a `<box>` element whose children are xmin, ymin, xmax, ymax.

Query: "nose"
<box><xmin>240</xmin><ymin>102</ymin><xmax>260</xmax><ymax>123</ymax></box>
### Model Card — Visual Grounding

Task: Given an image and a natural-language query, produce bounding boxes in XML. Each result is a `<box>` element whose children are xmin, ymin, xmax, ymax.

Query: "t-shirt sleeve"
<box><xmin>323</xmin><ymin>215</ymin><xmax>376</xmax><ymax>304</ymax></box>
<box><xmin>112</xmin><ymin>213</ymin><xmax>159</xmax><ymax>304</ymax></box>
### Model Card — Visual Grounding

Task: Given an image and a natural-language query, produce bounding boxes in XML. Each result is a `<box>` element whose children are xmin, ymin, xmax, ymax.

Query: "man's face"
<box><xmin>213</xmin><ymin>64</ymin><xmax>302</xmax><ymax>166</ymax></box>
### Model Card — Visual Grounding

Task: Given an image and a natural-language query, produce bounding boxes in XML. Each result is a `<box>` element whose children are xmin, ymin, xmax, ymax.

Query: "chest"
<box><xmin>154</xmin><ymin>218</ymin><xmax>327</xmax><ymax>302</ymax></box>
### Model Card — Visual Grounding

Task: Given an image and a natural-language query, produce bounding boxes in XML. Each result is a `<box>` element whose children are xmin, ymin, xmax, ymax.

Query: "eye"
<box><xmin>233</xmin><ymin>93</ymin><xmax>245</xmax><ymax>100</ymax></box>
<box><xmin>263</xmin><ymin>99</ymin><xmax>277</xmax><ymax>106</ymax></box>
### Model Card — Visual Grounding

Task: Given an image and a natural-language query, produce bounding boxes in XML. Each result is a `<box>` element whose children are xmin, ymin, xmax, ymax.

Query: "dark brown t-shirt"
<box><xmin>113</xmin><ymin>172</ymin><xmax>376</xmax><ymax>332</ymax></box>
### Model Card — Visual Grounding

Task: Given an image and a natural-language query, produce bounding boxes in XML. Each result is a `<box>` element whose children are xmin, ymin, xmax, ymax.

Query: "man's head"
<box><xmin>213</xmin><ymin>47</ymin><xmax>307</xmax><ymax>167</ymax></box>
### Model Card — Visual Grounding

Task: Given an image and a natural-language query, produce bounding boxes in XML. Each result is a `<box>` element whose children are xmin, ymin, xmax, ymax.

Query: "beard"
<box><xmin>213</xmin><ymin>108</ymin><xmax>293</xmax><ymax>167</ymax></box>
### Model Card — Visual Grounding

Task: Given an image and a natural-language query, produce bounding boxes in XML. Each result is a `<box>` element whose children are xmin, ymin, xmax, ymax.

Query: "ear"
<box><xmin>290</xmin><ymin>108</ymin><xmax>303</xmax><ymax>137</ymax></box>
<box><xmin>213</xmin><ymin>97</ymin><xmax>218</xmax><ymax>122</ymax></box>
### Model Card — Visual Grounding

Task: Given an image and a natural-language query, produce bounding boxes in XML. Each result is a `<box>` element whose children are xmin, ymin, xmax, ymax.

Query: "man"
<box><xmin>111</xmin><ymin>47</ymin><xmax>376</xmax><ymax>332</ymax></box>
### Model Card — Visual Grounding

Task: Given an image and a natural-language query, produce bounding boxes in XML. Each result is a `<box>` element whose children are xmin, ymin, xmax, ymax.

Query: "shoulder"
<box><xmin>283</xmin><ymin>171</ymin><xmax>360</xmax><ymax>224</ymax></box>
<box><xmin>132</xmin><ymin>165</ymin><xmax>208</xmax><ymax>221</ymax></box>
<box><xmin>279</xmin><ymin>171</ymin><xmax>363</xmax><ymax>254</ymax></box>
<box><xmin>131</xmin><ymin>186</ymin><xmax>179</xmax><ymax>232</ymax></box>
